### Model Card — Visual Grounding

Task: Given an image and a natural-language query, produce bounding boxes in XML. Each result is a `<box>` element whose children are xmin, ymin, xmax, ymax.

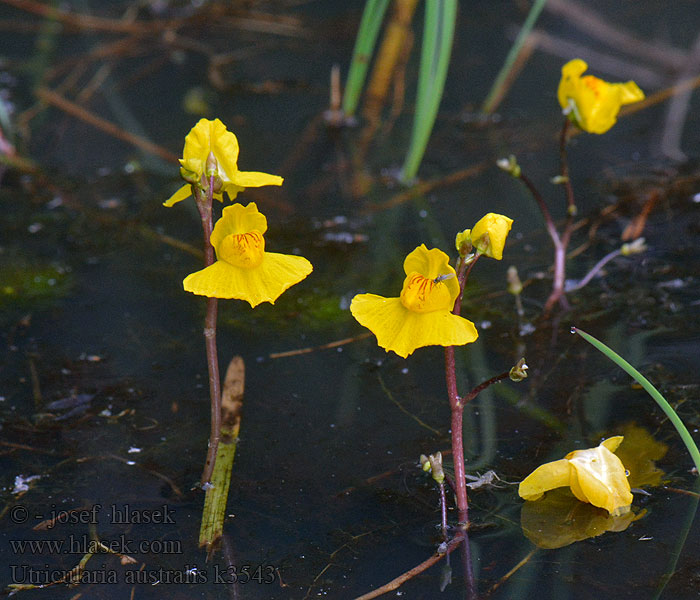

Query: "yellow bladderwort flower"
<box><xmin>469</xmin><ymin>213</ymin><xmax>513</xmax><ymax>260</ymax></box>
<box><xmin>350</xmin><ymin>245</ymin><xmax>478</xmax><ymax>358</ymax></box>
<box><xmin>164</xmin><ymin>118</ymin><xmax>283</xmax><ymax>207</ymax></box>
<box><xmin>557</xmin><ymin>59</ymin><xmax>645</xmax><ymax>134</ymax></box>
<box><xmin>183</xmin><ymin>202</ymin><xmax>312</xmax><ymax>307</ymax></box>
<box><xmin>518</xmin><ymin>436</ymin><xmax>633</xmax><ymax>516</ymax></box>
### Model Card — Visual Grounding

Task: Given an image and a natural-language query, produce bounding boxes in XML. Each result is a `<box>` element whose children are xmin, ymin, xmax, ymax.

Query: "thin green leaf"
<box><xmin>342</xmin><ymin>0</ymin><xmax>391</xmax><ymax>117</ymax></box>
<box><xmin>400</xmin><ymin>0</ymin><xmax>457</xmax><ymax>184</ymax></box>
<box><xmin>573</xmin><ymin>327</ymin><xmax>700</xmax><ymax>473</ymax></box>
<box><xmin>481</xmin><ymin>0</ymin><xmax>548</xmax><ymax>114</ymax></box>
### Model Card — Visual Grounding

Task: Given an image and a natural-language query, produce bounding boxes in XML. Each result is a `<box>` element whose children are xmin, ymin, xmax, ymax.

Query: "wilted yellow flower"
<box><xmin>470</xmin><ymin>213</ymin><xmax>513</xmax><ymax>260</ymax></box>
<box><xmin>557</xmin><ymin>59</ymin><xmax>645</xmax><ymax>134</ymax></box>
<box><xmin>164</xmin><ymin>118</ymin><xmax>283</xmax><ymax>207</ymax></box>
<box><xmin>519</xmin><ymin>436</ymin><xmax>633</xmax><ymax>516</ymax></box>
<box><xmin>350</xmin><ymin>245</ymin><xmax>478</xmax><ymax>358</ymax></box>
<box><xmin>183</xmin><ymin>203</ymin><xmax>312</xmax><ymax>307</ymax></box>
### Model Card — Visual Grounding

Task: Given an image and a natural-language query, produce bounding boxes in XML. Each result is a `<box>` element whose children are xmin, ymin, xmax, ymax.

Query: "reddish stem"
<box><xmin>453</xmin><ymin>253</ymin><xmax>480</xmax><ymax>317</ymax></box>
<box><xmin>544</xmin><ymin>118</ymin><xmax>576</xmax><ymax>312</ymax></box>
<box><xmin>463</xmin><ymin>371</ymin><xmax>510</xmax><ymax>404</ymax></box>
<box><xmin>559</xmin><ymin>118</ymin><xmax>576</xmax><ymax>215</ymax></box>
<box><xmin>194</xmin><ymin>180</ymin><xmax>222</xmax><ymax>487</ymax></box>
<box><xmin>444</xmin><ymin>345</ymin><xmax>468</xmax><ymax>523</ymax></box>
<box><xmin>443</xmin><ymin>252</ymin><xmax>482</xmax><ymax>525</ymax></box>
<box><xmin>439</xmin><ymin>481</ymin><xmax>448</xmax><ymax>542</ymax></box>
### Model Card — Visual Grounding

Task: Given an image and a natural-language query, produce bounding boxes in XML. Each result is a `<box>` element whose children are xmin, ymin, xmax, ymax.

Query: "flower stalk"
<box><xmin>444</xmin><ymin>250</ymin><xmax>526</xmax><ymax>524</ymax></box>
<box><xmin>192</xmin><ymin>177</ymin><xmax>223</xmax><ymax>488</ymax></box>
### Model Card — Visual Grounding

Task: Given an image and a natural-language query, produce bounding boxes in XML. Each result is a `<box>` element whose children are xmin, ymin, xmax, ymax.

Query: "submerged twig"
<box><xmin>353</xmin><ymin>532</ymin><xmax>465</xmax><ymax>600</ymax></box>
<box><xmin>269</xmin><ymin>332</ymin><xmax>372</xmax><ymax>359</ymax></box>
<box><xmin>35</xmin><ymin>87</ymin><xmax>179</xmax><ymax>163</ymax></box>
<box><xmin>363</xmin><ymin>161</ymin><xmax>488</xmax><ymax>214</ymax></box>
<box><xmin>486</xmin><ymin>548</ymin><xmax>538</xmax><ymax>596</ymax></box>
<box><xmin>378</xmin><ymin>373</ymin><xmax>441</xmax><ymax>436</ymax></box>
<box><xmin>481</xmin><ymin>0</ymin><xmax>546</xmax><ymax>114</ymax></box>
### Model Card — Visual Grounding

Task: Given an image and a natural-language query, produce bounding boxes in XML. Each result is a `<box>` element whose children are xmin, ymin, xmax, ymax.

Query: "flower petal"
<box><xmin>211</xmin><ymin>203</ymin><xmax>268</xmax><ymax>251</ymax></box>
<box><xmin>221</xmin><ymin>183</ymin><xmax>245</xmax><ymax>202</ymax></box>
<box><xmin>230</xmin><ymin>170</ymin><xmax>284</xmax><ymax>188</ymax></box>
<box><xmin>402</xmin><ymin>245</ymin><xmax>459</xmax><ymax>303</ymax></box>
<box><xmin>208</xmin><ymin>121</ymin><xmax>240</xmax><ymax>183</ymax></box>
<box><xmin>557</xmin><ymin>59</ymin><xmax>644</xmax><ymax>134</ymax></box>
<box><xmin>183</xmin><ymin>252</ymin><xmax>312</xmax><ymax>307</ymax></box>
<box><xmin>518</xmin><ymin>458</ymin><xmax>572</xmax><ymax>501</ymax></box>
<box><xmin>557</xmin><ymin>58</ymin><xmax>588</xmax><ymax>110</ymax></box>
<box><xmin>350</xmin><ymin>294</ymin><xmax>478</xmax><ymax>358</ymax></box>
<box><xmin>470</xmin><ymin>213</ymin><xmax>513</xmax><ymax>260</ymax></box>
<box><xmin>163</xmin><ymin>184</ymin><xmax>192</xmax><ymax>207</ymax></box>
<box><xmin>182</xmin><ymin>118</ymin><xmax>239</xmax><ymax>181</ymax></box>
<box><xmin>616</xmin><ymin>81</ymin><xmax>645</xmax><ymax>105</ymax></box>
<box><xmin>566</xmin><ymin>441</ymin><xmax>633</xmax><ymax>516</ymax></box>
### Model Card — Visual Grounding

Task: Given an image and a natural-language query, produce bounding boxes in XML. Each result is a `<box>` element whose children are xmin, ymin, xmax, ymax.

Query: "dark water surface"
<box><xmin>1</xmin><ymin>1</ymin><xmax>699</xmax><ymax>598</ymax></box>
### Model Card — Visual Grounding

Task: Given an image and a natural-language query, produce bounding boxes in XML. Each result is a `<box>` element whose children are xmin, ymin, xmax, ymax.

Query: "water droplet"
<box><xmin>570</xmin><ymin>327</ymin><xmax>577</xmax><ymax>334</ymax></box>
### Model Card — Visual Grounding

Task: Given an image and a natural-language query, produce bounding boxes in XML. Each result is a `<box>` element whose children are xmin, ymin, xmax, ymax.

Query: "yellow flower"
<box><xmin>183</xmin><ymin>202</ymin><xmax>312</xmax><ymax>307</ymax></box>
<box><xmin>455</xmin><ymin>229</ymin><xmax>472</xmax><ymax>256</ymax></box>
<box><xmin>350</xmin><ymin>245</ymin><xmax>478</xmax><ymax>358</ymax></box>
<box><xmin>164</xmin><ymin>118</ymin><xmax>283</xmax><ymax>207</ymax></box>
<box><xmin>470</xmin><ymin>213</ymin><xmax>513</xmax><ymax>260</ymax></box>
<box><xmin>557</xmin><ymin>59</ymin><xmax>645</xmax><ymax>134</ymax></box>
<box><xmin>518</xmin><ymin>436</ymin><xmax>633</xmax><ymax>516</ymax></box>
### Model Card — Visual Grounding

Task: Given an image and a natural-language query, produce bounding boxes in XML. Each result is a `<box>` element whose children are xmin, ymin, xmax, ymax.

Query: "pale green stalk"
<box><xmin>342</xmin><ymin>0</ymin><xmax>391</xmax><ymax>117</ymax></box>
<box><xmin>399</xmin><ymin>0</ymin><xmax>457</xmax><ymax>183</ymax></box>
<box><xmin>481</xmin><ymin>0</ymin><xmax>548</xmax><ymax>114</ymax></box>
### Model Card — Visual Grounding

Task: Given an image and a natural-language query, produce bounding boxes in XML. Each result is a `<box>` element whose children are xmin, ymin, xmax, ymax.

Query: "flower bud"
<box><xmin>509</xmin><ymin>358</ymin><xmax>529</xmax><ymax>382</ymax></box>
<box><xmin>471</xmin><ymin>213</ymin><xmax>514</xmax><ymax>260</ymax></box>
<box><xmin>455</xmin><ymin>229</ymin><xmax>472</xmax><ymax>257</ymax></box>
<box><xmin>507</xmin><ymin>265</ymin><xmax>523</xmax><ymax>295</ymax></box>
<box><xmin>497</xmin><ymin>155</ymin><xmax>521</xmax><ymax>178</ymax></box>
<box><xmin>621</xmin><ymin>238</ymin><xmax>646</xmax><ymax>256</ymax></box>
<box><xmin>205</xmin><ymin>151</ymin><xmax>218</xmax><ymax>178</ymax></box>
<box><xmin>179</xmin><ymin>166</ymin><xmax>200</xmax><ymax>185</ymax></box>
<box><xmin>420</xmin><ymin>452</ymin><xmax>445</xmax><ymax>484</ymax></box>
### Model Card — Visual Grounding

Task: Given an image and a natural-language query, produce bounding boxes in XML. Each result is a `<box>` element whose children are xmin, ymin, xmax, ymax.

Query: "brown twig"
<box><xmin>364</xmin><ymin>161</ymin><xmax>489</xmax><ymax>214</ymax></box>
<box><xmin>35</xmin><ymin>87</ymin><xmax>179</xmax><ymax>163</ymax></box>
<box><xmin>485</xmin><ymin>547</ymin><xmax>538</xmax><ymax>596</ymax></box>
<box><xmin>0</xmin><ymin>0</ymin><xmax>178</xmax><ymax>34</ymax></box>
<box><xmin>621</xmin><ymin>188</ymin><xmax>660</xmax><ymax>241</ymax></box>
<box><xmin>353</xmin><ymin>533</ymin><xmax>465</xmax><ymax>600</ymax></box>
<box><xmin>269</xmin><ymin>332</ymin><xmax>372</xmax><ymax>359</ymax></box>
<box><xmin>545</xmin><ymin>0</ymin><xmax>687</xmax><ymax>72</ymax></box>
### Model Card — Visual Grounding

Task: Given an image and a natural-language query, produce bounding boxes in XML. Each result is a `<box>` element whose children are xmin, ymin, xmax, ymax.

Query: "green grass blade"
<box><xmin>481</xmin><ymin>0</ymin><xmax>548</xmax><ymax>114</ymax></box>
<box><xmin>342</xmin><ymin>0</ymin><xmax>391</xmax><ymax>117</ymax></box>
<box><xmin>573</xmin><ymin>327</ymin><xmax>700</xmax><ymax>473</ymax></box>
<box><xmin>399</xmin><ymin>0</ymin><xmax>457</xmax><ymax>184</ymax></box>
